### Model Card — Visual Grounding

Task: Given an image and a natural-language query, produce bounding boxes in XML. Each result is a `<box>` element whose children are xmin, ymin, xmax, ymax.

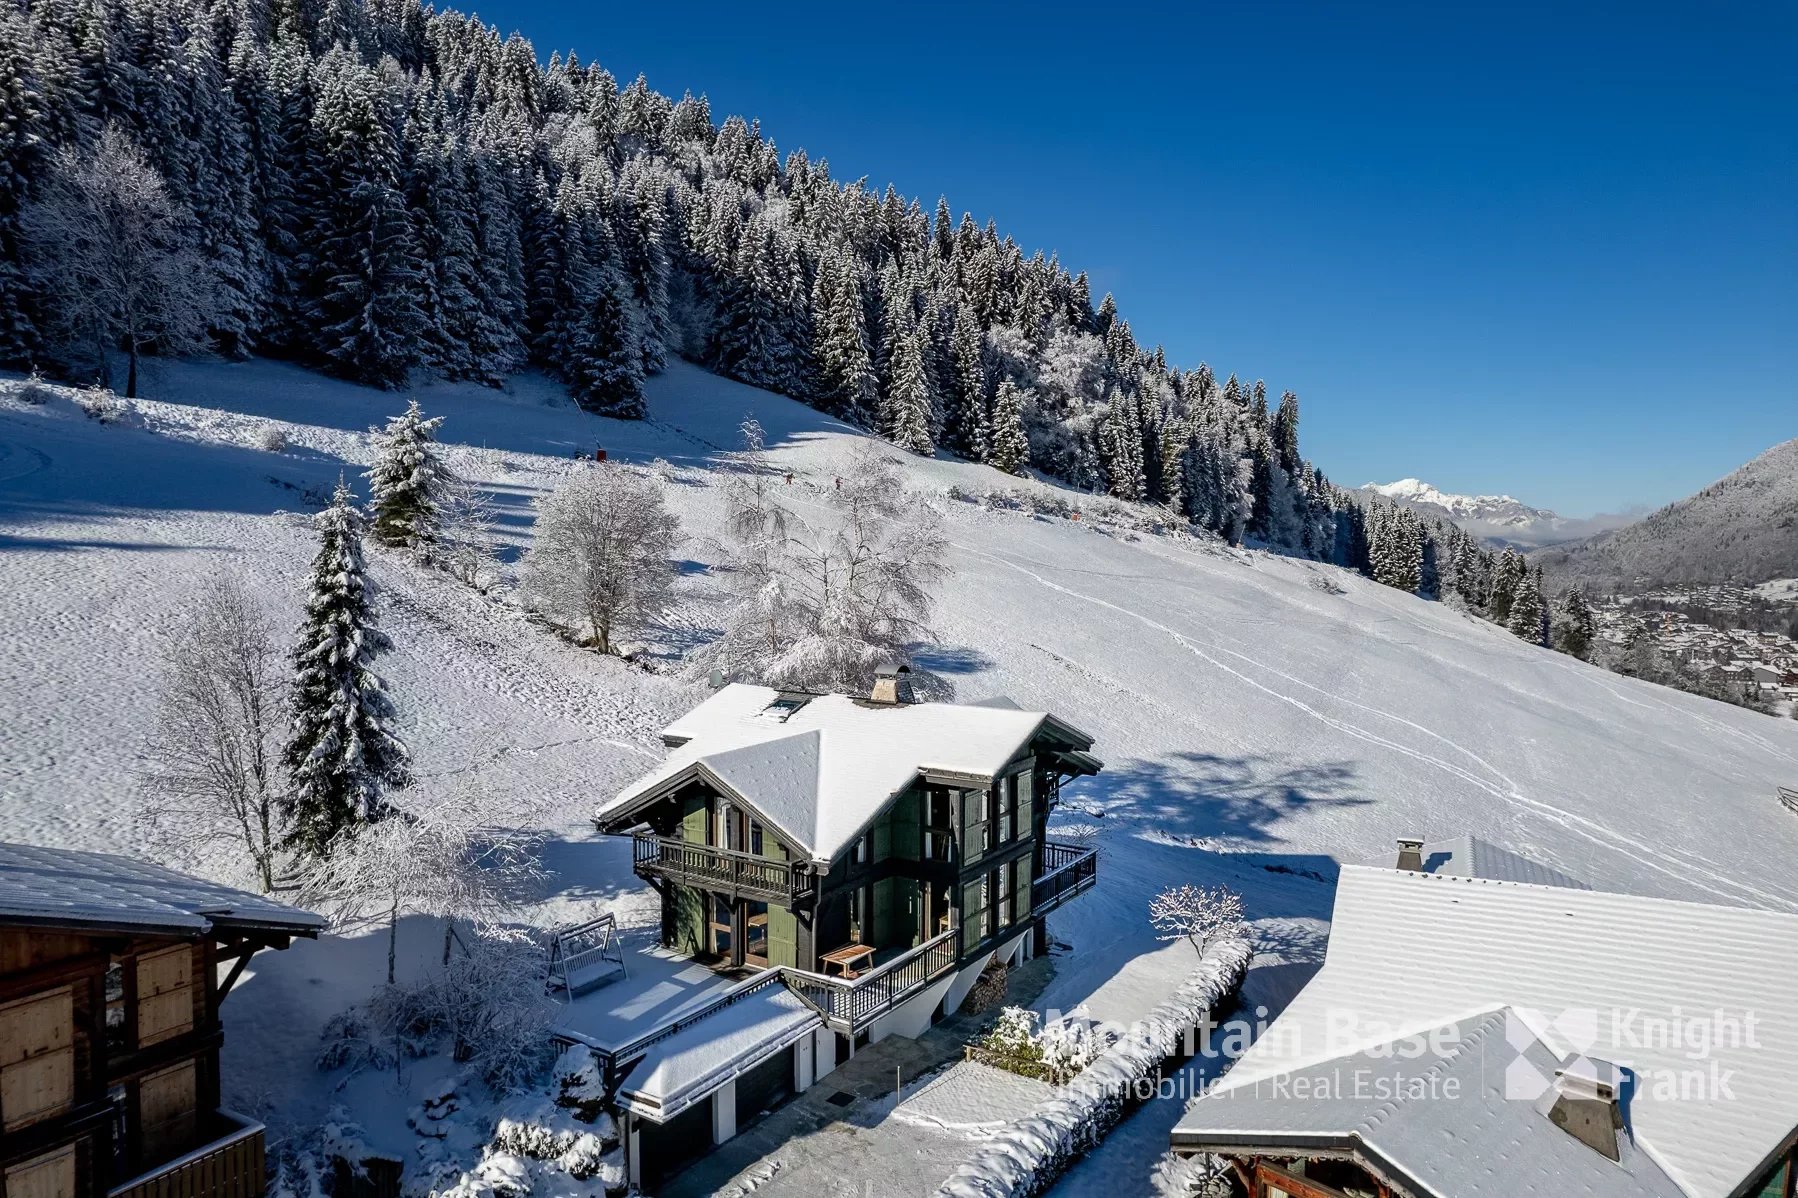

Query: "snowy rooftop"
<box><xmin>1356</xmin><ymin>834</ymin><xmax>1591</xmax><ymax>889</ymax></box>
<box><xmin>1175</xmin><ymin>1010</ymin><xmax>1687</xmax><ymax>1197</ymax></box>
<box><xmin>0</xmin><ymin>841</ymin><xmax>324</xmax><ymax>937</ymax></box>
<box><xmin>598</xmin><ymin>684</ymin><xmax>1096</xmax><ymax>862</ymax></box>
<box><xmin>613</xmin><ymin>983</ymin><xmax>819</xmax><ymax>1122</ymax></box>
<box><xmin>549</xmin><ymin>938</ymin><xmax>742</xmax><ymax>1052</ymax></box>
<box><xmin>1177</xmin><ymin>865</ymin><xmax>1798</xmax><ymax>1198</ymax></box>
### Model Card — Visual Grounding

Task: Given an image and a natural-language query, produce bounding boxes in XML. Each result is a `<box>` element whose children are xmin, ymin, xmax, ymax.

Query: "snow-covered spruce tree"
<box><xmin>1507</xmin><ymin>566</ymin><xmax>1546</xmax><ymax>645</ymax></box>
<box><xmin>813</xmin><ymin>251</ymin><xmax>878</xmax><ymax>425</ymax></box>
<box><xmin>283</xmin><ymin>481</ymin><xmax>409</xmax><ymax>859</ymax></box>
<box><xmin>521</xmin><ymin>464</ymin><xmax>680</xmax><ymax>655</ymax></box>
<box><xmin>882</xmin><ymin>315</ymin><xmax>936</xmax><ymax>455</ymax></box>
<box><xmin>364</xmin><ymin>399</ymin><xmax>449</xmax><ymax>552</ymax></box>
<box><xmin>1489</xmin><ymin>548</ymin><xmax>1524</xmax><ymax>627</ymax></box>
<box><xmin>986</xmin><ymin>379</ymin><xmax>1030</xmax><ymax>475</ymax></box>
<box><xmin>1555</xmin><ymin>586</ymin><xmax>1597</xmax><ymax>660</ymax></box>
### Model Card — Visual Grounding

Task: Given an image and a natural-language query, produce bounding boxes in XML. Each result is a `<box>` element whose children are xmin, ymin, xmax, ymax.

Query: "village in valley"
<box><xmin>1593</xmin><ymin>584</ymin><xmax>1798</xmax><ymax>711</ymax></box>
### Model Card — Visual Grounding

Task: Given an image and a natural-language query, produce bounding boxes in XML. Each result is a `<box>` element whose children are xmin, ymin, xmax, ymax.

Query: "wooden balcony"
<box><xmin>631</xmin><ymin>834</ymin><xmax>815</xmax><ymax>904</ymax></box>
<box><xmin>781</xmin><ymin>930</ymin><xmax>959</xmax><ymax>1034</ymax></box>
<box><xmin>110</xmin><ymin>1111</ymin><xmax>265</xmax><ymax>1198</ymax></box>
<box><xmin>1032</xmin><ymin>840</ymin><xmax>1098</xmax><ymax>917</ymax></box>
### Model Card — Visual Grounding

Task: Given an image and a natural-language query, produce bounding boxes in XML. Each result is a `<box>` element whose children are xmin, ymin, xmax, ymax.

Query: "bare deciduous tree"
<box><xmin>707</xmin><ymin>428</ymin><xmax>951</xmax><ymax>696</ymax></box>
<box><xmin>140</xmin><ymin>575</ymin><xmax>285</xmax><ymax>892</ymax></box>
<box><xmin>20</xmin><ymin>125</ymin><xmax>218</xmax><ymax>397</ymax></box>
<box><xmin>298</xmin><ymin>770</ymin><xmax>547</xmax><ymax>985</ymax></box>
<box><xmin>1148</xmin><ymin>883</ymin><xmax>1246</xmax><ymax>956</ymax></box>
<box><xmin>521</xmin><ymin>463</ymin><xmax>680</xmax><ymax>654</ymax></box>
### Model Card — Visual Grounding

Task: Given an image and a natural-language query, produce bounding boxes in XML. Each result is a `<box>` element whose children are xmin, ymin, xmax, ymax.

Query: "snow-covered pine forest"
<box><xmin>4</xmin><ymin>0</ymin><xmax>1362</xmax><ymax>556</ymax></box>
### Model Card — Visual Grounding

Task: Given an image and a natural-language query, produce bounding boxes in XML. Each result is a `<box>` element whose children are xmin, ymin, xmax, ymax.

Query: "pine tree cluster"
<box><xmin>1</xmin><ymin>0</ymin><xmax>1349</xmax><ymax>558</ymax></box>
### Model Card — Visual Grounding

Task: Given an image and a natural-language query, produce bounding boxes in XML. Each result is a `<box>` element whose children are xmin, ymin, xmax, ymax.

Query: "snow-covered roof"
<box><xmin>1357</xmin><ymin>834</ymin><xmax>1591</xmax><ymax>890</ymax></box>
<box><xmin>614</xmin><ymin>982</ymin><xmax>820</xmax><ymax>1122</ymax></box>
<box><xmin>599</xmin><ymin>684</ymin><xmax>1097</xmax><ymax>862</ymax></box>
<box><xmin>1176</xmin><ymin>865</ymin><xmax>1798</xmax><ymax>1198</ymax></box>
<box><xmin>0</xmin><ymin>842</ymin><xmax>325</xmax><ymax>937</ymax></box>
<box><xmin>1175</xmin><ymin>1011</ymin><xmax>1687</xmax><ymax>1198</ymax></box>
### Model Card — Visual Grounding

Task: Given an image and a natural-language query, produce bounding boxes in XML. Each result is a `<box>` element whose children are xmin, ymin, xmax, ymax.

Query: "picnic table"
<box><xmin>820</xmin><ymin>943</ymin><xmax>875</xmax><ymax>979</ymax></box>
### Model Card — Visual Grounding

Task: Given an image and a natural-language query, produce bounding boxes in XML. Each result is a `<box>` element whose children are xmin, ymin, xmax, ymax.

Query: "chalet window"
<box><xmin>963</xmin><ymin>789</ymin><xmax>990</xmax><ymax>863</ymax></box>
<box><xmin>135</xmin><ymin>946</ymin><xmax>196</xmax><ymax>1048</ymax></box>
<box><xmin>104</xmin><ymin>962</ymin><xmax>127</xmax><ymax>1053</ymax></box>
<box><xmin>998</xmin><ymin>862</ymin><xmax>1013</xmax><ymax>927</ymax></box>
<box><xmin>1012</xmin><ymin>854</ymin><xmax>1033</xmax><ymax>924</ymax></box>
<box><xmin>1016</xmin><ymin>771</ymin><xmax>1035</xmax><ymax>838</ymax></box>
<box><xmin>960</xmin><ymin>876</ymin><xmax>989</xmax><ymax>952</ymax></box>
<box><xmin>0</xmin><ymin>987</ymin><xmax>75</xmax><ymax>1133</ymax></box>
<box><xmin>749</xmin><ymin>820</ymin><xmax>764</xmax><ymax>856</ymax></box>
<box><xmin>2</xmin><ymin>1144</ymin><xmax>75</xmax><ymax>1198</ymax></box>
<box><xmin>138</xmin><ymin>1059</ymin><xmax>198</xmax><ymax>1164</ymax></box>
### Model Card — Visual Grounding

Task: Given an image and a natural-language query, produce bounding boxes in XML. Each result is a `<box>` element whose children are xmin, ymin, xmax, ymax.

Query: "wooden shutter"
<box><xmin>136</xmin><ymin>946</ymin><xmax>196</xmax><ymax>1047</ymax></box>
<box><xmin>3</xmin><ymin>1145</ymin><xmax>76</xmax><ymax>1198</ymax></box>
<box><xmin>139</xmin><ymin>1059</ymin><xmax>198</xmax><ymax>1162</ymax></box>
<box><xmin>0</xmin><ymin>988</ymin><xmax>75</xmax><ymax>1132</ymax></box>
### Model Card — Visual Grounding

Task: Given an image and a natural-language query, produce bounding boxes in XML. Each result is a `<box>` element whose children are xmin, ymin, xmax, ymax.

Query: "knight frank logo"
<box><xmin>1502</xmin><ymin>1006</ymin><xmax>1760</xmax><ymax>1102</ymax></box>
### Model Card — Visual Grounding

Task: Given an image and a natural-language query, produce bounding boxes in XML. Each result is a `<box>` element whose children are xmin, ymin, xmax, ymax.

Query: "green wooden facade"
<box><xmin>625</xmin><ymin>734</ymin><xmax>1083</xmax><ymax>975</ymax></box>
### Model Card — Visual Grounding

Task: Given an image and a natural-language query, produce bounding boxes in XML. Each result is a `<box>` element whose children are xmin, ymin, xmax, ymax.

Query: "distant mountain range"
<box><xmin>1359</xmin><ymin>478</ymin><xmax>1632</xmax><ymax>549</ymax></box>
<box><xmin>1530</xmin><ymin>438</ymin><xmax>1798</xmax><ymax>591</ymax></box>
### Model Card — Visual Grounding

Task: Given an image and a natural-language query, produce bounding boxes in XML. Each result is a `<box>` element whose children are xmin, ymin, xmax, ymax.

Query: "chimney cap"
<box><xmin>875</xmin><ymin>662</ymin><xmax>911</xmax><ymax>678</ymax></box>
<box><xmin>1395</xmin><ymin>835</ymin><xmax>1425</xmax><ymax>850</ymax></box>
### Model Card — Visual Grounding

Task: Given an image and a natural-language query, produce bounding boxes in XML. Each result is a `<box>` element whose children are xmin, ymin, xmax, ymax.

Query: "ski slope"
<box><xmin>3</xmin><ymin>356</ymin><xmax>1796</xmax><ymax>1148</ymax></box>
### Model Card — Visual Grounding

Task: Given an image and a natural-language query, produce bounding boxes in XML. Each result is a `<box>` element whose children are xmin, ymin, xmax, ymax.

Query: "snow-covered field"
<box><xmin>4</xmin><ymin>356</ymin><xmax>1796</xmax><ymax>1182</ymax></box>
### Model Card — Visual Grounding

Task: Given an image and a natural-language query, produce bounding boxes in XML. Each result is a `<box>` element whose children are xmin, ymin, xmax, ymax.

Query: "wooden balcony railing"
<box><xmin>110</xmin><ymin>1111</ymin><xmax>265</xmax><ymax>1198</ymax></box>
<box><xmin>782</xmin><ymin>929</ymin><xmax>959</xmax><ymax>1033</ymax></box>
<box><xmin>1033</xmin><ymin>840</ymin><xmax>1098</xmax><ymax>917</ymax></box>
<box><xmin>631</xmin><ymin>834</ymin><xmax>814</xmax><ymax>903</ymax></box>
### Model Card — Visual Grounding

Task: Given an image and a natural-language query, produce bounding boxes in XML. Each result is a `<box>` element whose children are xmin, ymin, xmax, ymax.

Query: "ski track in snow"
<box><xmin>958</xmin><ymin>540</ymin><xmax>1798</xmax><ymax>913</ymax></box>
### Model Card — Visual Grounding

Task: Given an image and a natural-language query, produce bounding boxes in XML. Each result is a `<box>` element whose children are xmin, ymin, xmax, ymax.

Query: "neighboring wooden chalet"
<box><xmin>1171</xmin><ymin>836</ymin><xmax>1798</xmax><ymax>1198</ymax></box>
<box><xmin>589</xmin><ymin>670</ymin><xmax>1102</xmax><ymax>1187</ymax></box>
<box><xmin>0</xmin><ymin>842</ymin><xmax>322</xmax><ymax>1198</ymax></box>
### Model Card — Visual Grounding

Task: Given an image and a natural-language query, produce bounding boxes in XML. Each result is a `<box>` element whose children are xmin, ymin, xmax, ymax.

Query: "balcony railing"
<box><xmin>1033</xmin><ymin>840</ymin><xmax>1098</xmax><ymax>917</ymax></box>
<box><xmin>631</xmin><ymin>834</ymin><xmax>815</xmax><ymax>903</ymax></box>
<box><xmin>782</xmin><ymin>929</ymin><xmax>959</xmax><ymax>1033</ymax></box>
<box><xmin>110</xmin><ymin>1111</ymin><xmax>265</xmax><ymax>1198</ymax></box>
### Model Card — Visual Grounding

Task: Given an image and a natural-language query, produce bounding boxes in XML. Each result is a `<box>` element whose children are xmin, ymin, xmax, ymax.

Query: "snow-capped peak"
<box><xmin>1360</xmin><ymin>478</ymin><xmax>1571</xmax><ymax>547</ymax></box>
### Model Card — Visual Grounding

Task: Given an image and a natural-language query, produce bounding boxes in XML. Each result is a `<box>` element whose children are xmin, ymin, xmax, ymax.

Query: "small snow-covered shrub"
<box><xmin>553</xmin><ymin>1045</ymin><xmax>608</xmax><ymax>1120</ymax></box>
<box><xmin>256</xmin><ymin>425</ymin><xmax>289</xmax><ymax>452</ymax></box>
<box><xmin>1307</xmin><ymin>572</ymin><xmax>1346</xmax><ymax>595</ymax></box>
<box><xmin>1148</xmin><ymin>883</ymin><xmax>1245</xmax><ymax>956</ymax></box>
<box><xmin>76</xmin><ymin>383</ymin><xmax>122</xmax><ymax>423</ymax></box>
<box><xmin>1036</xmin><ymin>1016</ymin><xmax>1104</xmax><ymax>1079</ymax></box>
<box><xmin>315</xmin><ymin>1008</ymin><xmax>396</xmax><ymax>1073</ymax></box>
<box><xmin>16</xmin><ymin>370</ymin><xmax>54</xmax><ymax>405</ymax></box>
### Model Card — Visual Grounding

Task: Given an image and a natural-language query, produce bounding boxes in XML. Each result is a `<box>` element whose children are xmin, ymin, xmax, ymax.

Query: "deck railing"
<box><xmin>1033</xmin><ymin>840</ymin><xmax>1098</xmax><ymax>916</ymax></box>
<box><xmin>109</xmin><ymin>1111</ymin><xmax>265</xmax><ymax>1198</ymax></box>
<box><xmin>631</xmin><ymin>834</ymin><xmax>814</xmax><ymax>903</ymax></box>
<box><xmin>782</xmin><ymin>929</ymin><xmax>959</xmax><ymax>1033</ymax></box>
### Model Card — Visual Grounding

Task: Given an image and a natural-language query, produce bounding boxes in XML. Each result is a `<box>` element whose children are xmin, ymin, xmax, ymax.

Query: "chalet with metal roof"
<box><xmin>1172</xmin><ymin>840</ymin><xmax>1798</xmax><ymax>1198</ymax></box>
<box><xmin>0</xmin><ymin>842</ymin><xmax>322</xmax><ymax>1198</ymax></box>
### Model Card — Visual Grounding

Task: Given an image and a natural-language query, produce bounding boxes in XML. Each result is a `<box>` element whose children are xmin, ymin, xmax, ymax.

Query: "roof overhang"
<box><xmin>595</xmin><ymin>760</ymin><xmax>823</xmax><ymax>864</ymax></box>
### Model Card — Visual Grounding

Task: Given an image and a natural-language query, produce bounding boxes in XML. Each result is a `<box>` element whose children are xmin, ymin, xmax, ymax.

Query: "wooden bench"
<box><xmin>545</xmin><ymin>913</ymin><xmax>628</xmax><ymax>1000</ymax></box>
<box><xmin>820</xmin><ymin>943</ymin><xmax>875</xmax><ymax>979</ymax></box>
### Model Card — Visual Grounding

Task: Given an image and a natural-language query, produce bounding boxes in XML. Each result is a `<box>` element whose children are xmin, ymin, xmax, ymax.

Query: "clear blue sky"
<box><xmin>475</xmin><ymin>0</ymin><xmax>1794</xmax><ymax>516</ymax></box>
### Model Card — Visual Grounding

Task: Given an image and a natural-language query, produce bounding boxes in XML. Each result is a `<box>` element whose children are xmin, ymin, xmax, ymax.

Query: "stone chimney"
<box><xmin>869</xmin><ymin>663</ymin><xmax>914</xmax><ymax>705</ymax></box>
<box><xmin>1544</xmin><ymin>1057</ymin><xmax>1624</xmax><ymax>1160</ymax></box>
<box><xmin>1395</xmin><ymin>836</ymin><xmax>1425</xmax><ymax>873</ymax></box>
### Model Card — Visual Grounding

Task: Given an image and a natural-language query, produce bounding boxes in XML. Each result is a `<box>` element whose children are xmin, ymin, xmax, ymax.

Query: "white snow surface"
<box><xmin>2</xmin><ymin>356</ymin><xmax>1796</xmax><ymax>1164</ymax></box>
<box><xmin>614</xmin><ymin>982</ymin><xmax>818</xmax><ymax>1119</ymax></box>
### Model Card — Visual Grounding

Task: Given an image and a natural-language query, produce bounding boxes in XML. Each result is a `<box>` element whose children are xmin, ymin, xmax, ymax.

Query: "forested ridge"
<box><xmin>1</xmin><ymin>0</ymin><xmax>1508</xmax><ymax>588</ymax></box>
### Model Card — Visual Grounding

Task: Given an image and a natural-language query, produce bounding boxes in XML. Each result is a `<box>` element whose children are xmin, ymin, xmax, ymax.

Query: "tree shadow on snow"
<box><xmin>1071</xmin><ymin>750</ymin><xmax>1370</xmax><ymax>849</ymax></box>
